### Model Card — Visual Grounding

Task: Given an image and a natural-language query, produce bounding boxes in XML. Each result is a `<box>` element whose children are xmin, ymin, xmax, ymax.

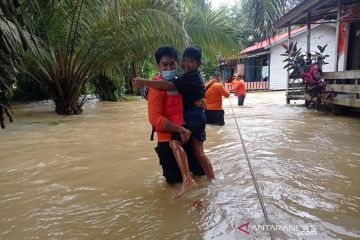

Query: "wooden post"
<box><xmin>307</xmin><ymin>11</ymin><xmax>311</xmax><ymax>58</ymax></box>
<box><xmin>335</xmin><ymin>0</ymin><xmax>341</xmax><ymax>72</ymax></box>
<box><xmin>343</xmin><ymin>23</ymin><xmax>350</xmax><ymax>70</ymax></box>
<box><xmin>287</xmin><ymin>26</ymin><xmax>291</xmax><ymax>104</ymax></box>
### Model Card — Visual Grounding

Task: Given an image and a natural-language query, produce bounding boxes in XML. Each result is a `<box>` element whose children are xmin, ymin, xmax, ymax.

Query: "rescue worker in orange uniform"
<box><xmin>145</xmin><ymin>46</ymin><xmax>204</xmax><ymax>196</ymax></box>
<box><xmin>234</xmin><ymin>74</ymin><xmax>247</xmax><ymax>106</ymax></box>
<box><xmin>135</xmin><ymin>46</ymin><xmax>215</xmax><ymax>183</ymax></box>
<box><xmin>205</xmin><ymin>71</ymin><xmax>230</xmax><ymax>126</ymax></box>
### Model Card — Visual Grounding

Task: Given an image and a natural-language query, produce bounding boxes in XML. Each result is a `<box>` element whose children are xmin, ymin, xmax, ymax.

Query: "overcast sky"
<box><xmin>209</xmin><ymin>0</ymin><xmax>237</xmax><ymax>9</ymax></box>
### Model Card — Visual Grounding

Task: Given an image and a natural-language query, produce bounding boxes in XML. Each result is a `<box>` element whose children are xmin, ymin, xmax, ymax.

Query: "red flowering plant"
<box><xmin>282</xmin><ymin>42</ymin><xmax>334</xmax><ymax>110</ymax></box>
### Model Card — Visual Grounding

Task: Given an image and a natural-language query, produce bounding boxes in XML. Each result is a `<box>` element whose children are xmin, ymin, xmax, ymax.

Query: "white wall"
<box><xmin>269</xmin><ymin>24</ymin><xmax>342</xmax><ymax>90</ymax></box>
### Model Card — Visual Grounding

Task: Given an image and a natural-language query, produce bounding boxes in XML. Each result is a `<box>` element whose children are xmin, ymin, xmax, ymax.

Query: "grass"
<box><xmin>49</xmin><ymin>121</ymin><xmax>61</xmax><ymax>126</ymax></box>
<box><xmin>123</xmin><ymin>95</ymin><xmax>141</xmax><ymax>102</ymax></box>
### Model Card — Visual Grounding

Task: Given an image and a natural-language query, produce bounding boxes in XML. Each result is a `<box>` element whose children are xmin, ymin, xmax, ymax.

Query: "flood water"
<box><xmin>0</xmin><ymin>91</ymin><xmax>359</xmax><ymax>239</ymax></box>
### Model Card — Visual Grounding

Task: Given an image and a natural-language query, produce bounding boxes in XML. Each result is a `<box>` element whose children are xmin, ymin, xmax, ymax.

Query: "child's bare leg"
<box><xmin>169</xmin><ymin>140</ymin><xmax>196</xmax><ymax>198</ymax></box>
<box><xmin>191</xmin><ymin>138</ymin><xmax>215</xmax><ymax>179</ymax></box>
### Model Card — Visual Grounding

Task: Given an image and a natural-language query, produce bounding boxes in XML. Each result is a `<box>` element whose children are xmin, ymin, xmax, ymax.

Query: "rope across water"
<box><xmin>228</xmin><ymin>97</ymin><xmax>275</xmax><ymax>240</ymax></box>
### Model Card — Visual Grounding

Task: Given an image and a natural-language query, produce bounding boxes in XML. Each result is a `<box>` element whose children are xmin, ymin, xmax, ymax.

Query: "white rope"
<box><xmin>228</xmin><ymin>97</ymin><xmax>275</xmax><ymax>240</ymax></box>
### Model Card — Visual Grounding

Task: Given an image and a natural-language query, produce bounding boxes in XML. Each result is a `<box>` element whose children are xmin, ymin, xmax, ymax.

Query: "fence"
<box><xmin>225</xmin><ymin>81</ymin><xmax>270</xmax><ymax>92</ymax></box>
<box><xmin>323</xmin><ymin>70</ymin><xmax>360</xmax><ymax>108</ymax></box>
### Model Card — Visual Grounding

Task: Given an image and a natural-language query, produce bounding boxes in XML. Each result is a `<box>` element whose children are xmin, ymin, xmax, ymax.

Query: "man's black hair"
<box><xmin>155</xmin><ymin>46</ymin><xmax>179</xmax><ymax>64</ymax></box>
<box><xmin>182</xmin><ymin>45</ymin><xmax>202</xmax><ymax>63</ymax></box>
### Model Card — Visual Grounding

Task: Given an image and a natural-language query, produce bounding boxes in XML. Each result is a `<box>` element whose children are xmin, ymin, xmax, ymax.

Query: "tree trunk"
<box><xmin>54</xmin><ymin>97</ymin><xmax>84</xmax><ymax>115</ymax></box>
<box><xmin>54</xmin><ymin>97</ymin><xmax>83</xmax><ymax>115</ymax></box>
<box><xmin>129</xmin><ymin>60</ymin><xmax>137</xmax><ymax>95</ymax></box>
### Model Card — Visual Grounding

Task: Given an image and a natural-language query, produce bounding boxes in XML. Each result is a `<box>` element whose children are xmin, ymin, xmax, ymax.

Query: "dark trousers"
<box><xmin>205</xmin><ymin>109</ymin><xmax>225</xmax><ymax>126</ymax></box>
<box><xmin>238</xmin><ymin>95</ymin><xmax>246</xmax><ymax>106</ymax></box>
<box><xmin>155</xmin><ymin>141</ymin><xmax>205</xmax><ymax>184</ymax></box>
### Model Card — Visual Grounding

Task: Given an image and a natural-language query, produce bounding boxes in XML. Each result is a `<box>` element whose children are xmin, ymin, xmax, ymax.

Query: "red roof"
<box><xmin>241</xmin><ymin>25</ymin><xmax>307</xmax><ymax>54</ymax></box>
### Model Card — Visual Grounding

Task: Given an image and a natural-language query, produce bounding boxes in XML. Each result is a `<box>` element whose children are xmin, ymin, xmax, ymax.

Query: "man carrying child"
<box><xmin>134</xmin><ymin>46</ymin><xmax>215</xmax><ymax>197</ymax></box>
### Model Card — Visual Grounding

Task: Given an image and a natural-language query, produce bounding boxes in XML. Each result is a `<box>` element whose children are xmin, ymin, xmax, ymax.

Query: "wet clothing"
<box><xmin>172</xmin><ymin>70</ymin><xmax>207</xmax><ymax>142</ymax></box>
<box><xmin>238</xmin><ymin>95</ymin><xmax>246</xmax><ymax>106</ymax></box>
<box><xmin>147</xmin><ymin>74</ymin><xmax>205</xmax><ymax>182</ymax></box>
<box><xmin>234</xmin><ymin>80</ymin><xmax>246</xmax><ymax>96</ymax></box>
<box><xmin>172</xmin><ymin>106</ymin><xmax>206</xmax><ymax>142</ymax></box>
<box><xmin>147</xmin><ymin>76</ymin><xmax>183</xmax><ymax>142</ymax></box>
<box><xmin>205</xmin><ymin>82</ymin><xmax>230</xmax><ymax>111</ymax></box>
<box><xmin>205</xmin><ymin>81</ymin><xmax>229</xmax><ymax>126</ymax></box>
<box><xmin>205</xmin><ymin>110</ymin><xmax>225</xmax><ymax>126</ymax></box>
<box><xmin>186</xmin><ymin>109</ymin><xmax>206</xmax><ymax>142</ymax></box>
<box><xmin>234</xmin><ymin>80</ymin><xmax>246</xmax><ymax>106</ymax></box>
<box><xmin>155</xmin><ymin>142</ymin><xmax>205</xmax><ymax>184</ymax></box>
<box><xmin>171</xmin><ymin>105</ymin><xmax>206</xmax><ymax>142</ymax></box>
<box><xmin>172</xmin><ymin>70</ymin><xmax>205</xmax><ymax>110</ymax></box>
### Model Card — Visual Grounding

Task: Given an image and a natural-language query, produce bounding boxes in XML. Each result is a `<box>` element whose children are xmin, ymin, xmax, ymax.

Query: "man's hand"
<box><xmin>179</xmin><ymin>127</ymin><xmax>191</xmax><ymax>144</ymax></box>
<box><xmin>133</xmin><ymin>77</ymin><xmax>147</xmax><ymax>88</ymax></box>
<box><xmin>195</xmin><ymin>98</ymin><xmax>207</xmax><ymax>110</ymax></box>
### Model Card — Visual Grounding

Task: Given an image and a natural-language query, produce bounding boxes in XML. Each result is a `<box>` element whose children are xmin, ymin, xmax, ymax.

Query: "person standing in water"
<box><xmin>141</xmin><ymin>46</ymin><xmax>205</xmax><ymax>198</ymax></box>
<box><xmin>205</xmin><ymin>71</ymin><xmax>230</xmax><ymax>126</ymax></box>
<box><xmin>134</xmin><ymin>46</ymin><xmax>215</xmax><ymax>183</ymax></box>
<box><xmin>234</xmin><ymin>74</ymin><xmax>247</xmax><ymax>106</ymax></box>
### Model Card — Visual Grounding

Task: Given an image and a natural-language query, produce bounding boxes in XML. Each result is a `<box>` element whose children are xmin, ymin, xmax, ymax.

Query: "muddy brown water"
<box><xmin>0</xmin><ymin>91</ymin><xmax>359</xmax><ymax>239</ymax></box>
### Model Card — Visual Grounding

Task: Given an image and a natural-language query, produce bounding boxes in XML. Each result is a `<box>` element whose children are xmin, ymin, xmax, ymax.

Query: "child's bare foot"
<box><xmin>174</xmin><ymin>179</ymin><xmax>197</xmax><ymax>198</ymax></box>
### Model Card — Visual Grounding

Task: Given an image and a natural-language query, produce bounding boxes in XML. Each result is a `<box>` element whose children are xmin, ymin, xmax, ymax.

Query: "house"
<box><xmin>239</xmin><ymin>24</ymin><xmax>343</xmax><ymax>91</ymax></box>
<box><xmin>276</xmin><ymin>0</ymin><xmax>360</xmax><ymax>108</ymax></box>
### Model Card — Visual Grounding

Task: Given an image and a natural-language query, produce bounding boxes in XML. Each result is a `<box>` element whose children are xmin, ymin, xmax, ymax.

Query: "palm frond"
<box><xmin>0</xmin><ymin>0</ymin><xmax>36</xmax><ymax>128</ymax></box>
<box><xmin>242</xmin><ymin>0</ymin><xmax>286</xmax><ymax>40</ymax></box>
<box><xmin>181</xmin><ymin>0</ymin><xmax>239</xmax><ymax>60</ymax></box>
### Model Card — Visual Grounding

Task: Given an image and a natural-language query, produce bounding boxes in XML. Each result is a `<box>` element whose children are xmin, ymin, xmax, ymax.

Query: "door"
<box><xmin>347</xmin><ymin>22</ymin><xmax>360</xmax><ymax>70</ymax></box>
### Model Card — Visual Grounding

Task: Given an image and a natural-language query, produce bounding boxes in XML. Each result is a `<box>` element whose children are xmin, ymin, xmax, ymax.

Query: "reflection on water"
<box><xmin>0</xmin><ymin>92</ymin><xmax>359</xmax><ymax>239</ymax></box>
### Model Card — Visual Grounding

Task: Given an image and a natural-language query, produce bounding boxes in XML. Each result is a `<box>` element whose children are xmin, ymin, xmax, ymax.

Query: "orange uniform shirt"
<box><xmin>147</xmin><ymin>87</ymin><xmax>172</xmax><ymax>142</ymax></box>
<box><xmin>147</xmin><ymin>75</ymin><xmax>184</xmax><ymax>142</ymax></box>
<box><xmin>205</xmin><ymin>82</ymin><xmax>230</xmax><ymax>110</ymax></box>
<box><xmin>228</xmin><ymin>79</ymin><xmax>236</xmax><ymax>87</ymax></box>
<box><xmin>234</xmin><ymin>80</ymin><xmax>246</xmax><ymax>96</ymax></box>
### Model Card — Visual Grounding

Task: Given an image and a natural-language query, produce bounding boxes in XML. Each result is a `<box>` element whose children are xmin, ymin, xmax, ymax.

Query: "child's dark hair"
<box><xmin>155</xmin><ymin>46</ymin><xmax>179</xmax><ymax>64</ymax></box>
<box><xmin>183</xmin><ymin>45</ymin><xmax>202</xmax><ymax>63</ymax></box>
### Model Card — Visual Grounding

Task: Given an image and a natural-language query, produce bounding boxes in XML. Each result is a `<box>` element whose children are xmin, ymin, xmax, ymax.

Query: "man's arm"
<box><xmin>133</xmin><ymin>77</ymin><xmax>176</xmax><ymax>91</ymax></box>
<box><xmin>218</xmin><ymin>84</ymin><xmax>230</xmax><ymax>98</ymax></box>
<box><xmin>163</xmin><ymin>121</ymin><xmax>191</xmax><ymax>143</ymax></box>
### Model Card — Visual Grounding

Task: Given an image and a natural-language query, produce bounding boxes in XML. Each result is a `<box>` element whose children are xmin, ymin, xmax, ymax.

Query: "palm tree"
<box><xmin>3</xmin><ymin>0</ymin><xmax>239</xmax><ymax>117</ymax></box>
<box><xmin>241</xmin><ymin>0</ymin><xmax>303</xmax><ymax>41</ymax></box>
<box><xmin>240</xmin><ymin>0</ymin><xmax>285</xmax><ymax>41</ymax></box>
<box><xmin>181</xmin><ymin>0</ymin><xmax>239</xmax><ymax>60</ymax></box>
<box><xmin>0</xmin><ymin>0</ymin><xmax>34</xmax><ymax>128</ymax></box>
<box><xmin>93</xmin><ymin>0</ymin><xmax>239</xmax><ymax>101</ymax></box>
<box><xmin>19</xmin><ymin>0</ymin><xmax>187</xmax><ymax>115</ymax></box>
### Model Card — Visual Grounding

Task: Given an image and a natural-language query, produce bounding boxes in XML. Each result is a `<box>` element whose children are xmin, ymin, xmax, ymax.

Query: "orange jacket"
<box><xmin>228</xmin><ymin>79</ymin><xmax>236</xmax><ymax>87</ymax></box>
<box><xmin>205</xmin><ymin>81</ymin><xmax>230</xmax><ymax>110</ymax></box>
<box><xmin>147</xmin><ymin>75</ymin><xmax>183</xmax><ymax>142</ymax></box>
<box><xmin>234</xmin><ymin>80</ymin><xmax>246</xmax><ymax>96</ymax></box>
